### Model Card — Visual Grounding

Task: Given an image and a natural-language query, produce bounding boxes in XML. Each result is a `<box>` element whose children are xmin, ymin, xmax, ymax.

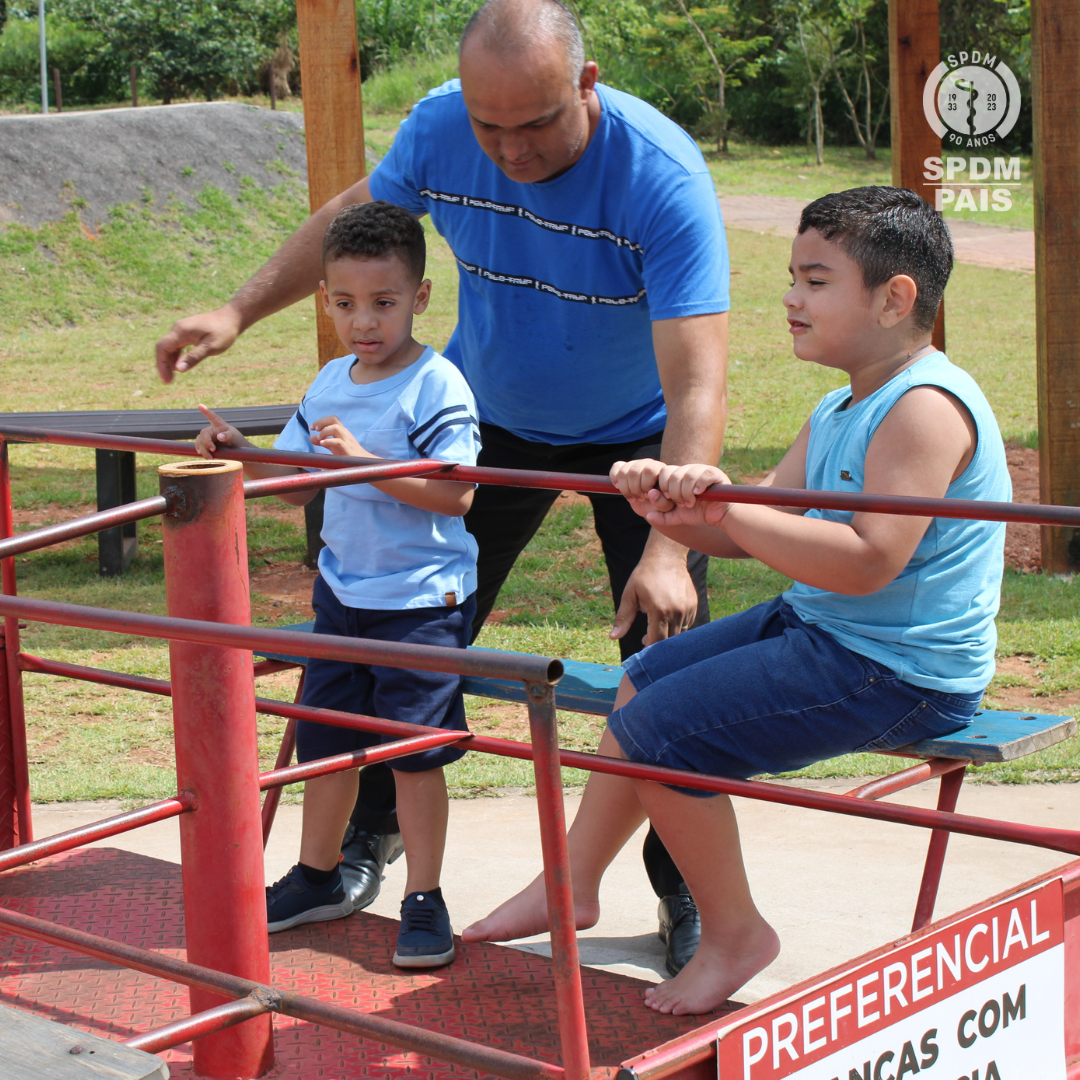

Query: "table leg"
<box><xmin>96</xmin><ymin>449</ymin><xmax>139</xmax><ymax>576</ymax></box>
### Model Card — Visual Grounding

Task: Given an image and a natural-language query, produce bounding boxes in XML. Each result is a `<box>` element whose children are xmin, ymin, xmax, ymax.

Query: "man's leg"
<box><xmin>341</xmin><ymin>428</ymin><xmax>558</xmax><ymax>890</ymax></box>
<box><xmin>588</xmin><ymin>441</ymin><xmax>710</xmax><ymax>973</ymax></box>
<box><xmin>465</xmin><ymin>478</ymin><xmax>561</xmax><ymax>638</ymax></box>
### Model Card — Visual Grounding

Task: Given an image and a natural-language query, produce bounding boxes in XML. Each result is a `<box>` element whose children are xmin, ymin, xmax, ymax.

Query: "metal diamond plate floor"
<box><xmin>0</xmin><ymin>848</ymin><xmax>709</xmax><ymax>1078</ymax></box>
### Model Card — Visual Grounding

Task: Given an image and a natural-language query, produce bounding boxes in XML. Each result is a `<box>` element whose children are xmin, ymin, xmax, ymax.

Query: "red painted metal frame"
<box><xmin>0</xmin><ymin>794</ymin><xmax>194</xmax><ymax>874</ymax></box>
<box><xmin>0</xmin><ymin>441</ymin><xmax>31</xmax><ymax>847</ymax></box>
<box><xmin>258</xmin><ymin>730</ymin><xmax>469</xmax><ymax>789</ymax></box>
<box><xmin>0</xmin><ymin>494</ymin><xmax>169</xmax><ymax>560</ymax></box>
<box><xmin>124</xmin><ymin>993</ymin><xmax>275</xmax><ymax>1055</ymax></box>
<box><xmin>3</xmin><ymin>422</ymin><xmax>1080</xmax><ymax>527</ymax></box>
<box><xmin>3</xmin><ymin>431</ymin><xmax>1080</xmax><ymax>1080</ymax></box>
<box><xmin>158</xmin><ymin>459</ymin><xmax>273</xmax><ymax>1078</ymax></box>
<box><xmin>0</xmin><ymin>904</ymin><xmax>565</xmax><ymax>1080</ymax></box>
<box><xmin>12</xmin><ymin>645</ymin><xmax>1080</xmax><ymax>857</ymax></box>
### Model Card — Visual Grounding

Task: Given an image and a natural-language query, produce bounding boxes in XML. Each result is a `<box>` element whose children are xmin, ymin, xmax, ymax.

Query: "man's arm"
<box><xmin>155</xmin><ymin>176</ymin><xmax>374</xmax><ymax>383</ymax></box>
<box><xmin>610</xmin><ymin>311</ymin><xmax>728</xmax><ymax>646</ymax></box>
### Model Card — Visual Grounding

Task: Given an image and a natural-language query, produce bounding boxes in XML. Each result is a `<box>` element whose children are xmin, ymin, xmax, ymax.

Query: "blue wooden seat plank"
<box><xmin>252</xmin><ymin>622</ymin><xmax>1075</xmax><ymax>764</ymax></box>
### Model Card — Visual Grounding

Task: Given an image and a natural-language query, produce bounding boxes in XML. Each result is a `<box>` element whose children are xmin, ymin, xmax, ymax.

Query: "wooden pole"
<box><xmin>52</xmin><ymin>68</ymin><xmax>62</xmax><ymax>113</ymax></box>
<box><xmin>887</xmin><ymin>0</ymin><xmax>945</xmax><ymax>351</ymax></box>
<box><xmin>1032</xmin><ymin>0</ymin><xmax>1080</xmax><ymax>572</ymax></box>
<box><xmin>295</xmin><ymin>0</ymin><xmax>366</xmax><ymax>369</ymax></box>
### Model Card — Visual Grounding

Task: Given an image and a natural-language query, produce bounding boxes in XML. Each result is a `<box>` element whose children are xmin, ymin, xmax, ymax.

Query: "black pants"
<box><xmin>353</xmin><ymin>423</ymin><xmax>710</xmax><ymax>898</ymax></box>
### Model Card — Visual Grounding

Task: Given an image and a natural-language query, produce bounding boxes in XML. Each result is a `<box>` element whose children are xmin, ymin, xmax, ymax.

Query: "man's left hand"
<box><xmin>610</xmin><ymin>549</ymin><xmax>698</xmax><ymax>648</ymax></box>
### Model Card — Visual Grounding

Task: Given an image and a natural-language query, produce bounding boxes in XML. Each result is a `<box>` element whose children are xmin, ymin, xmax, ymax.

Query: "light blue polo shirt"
<box><xmin>368</xmin><ymin>80</ymin><xmax>729</xmax><ymax>445</ymax></box>
<box><xmin>275</xmin><ymin>348</ymin><xmax>480</xmax><ymax>610</ymax></box>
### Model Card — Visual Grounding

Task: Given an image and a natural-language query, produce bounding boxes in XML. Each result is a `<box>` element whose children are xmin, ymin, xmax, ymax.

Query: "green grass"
<box><xmin>0</xmin><ymin>126</ymin><xmax>1072</xmax><ymax>802</ymax></box>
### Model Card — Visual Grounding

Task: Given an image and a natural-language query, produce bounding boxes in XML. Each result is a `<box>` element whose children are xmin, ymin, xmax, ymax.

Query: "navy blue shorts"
<box><xmin>296</xmin><ymin>575</ymin><xmax>475</xmax><ymax>773</ymax></box>
<box><xmin>609</xmin><ymin>596</ymin><xmax>982</xmax><ymax>795</ymax></box>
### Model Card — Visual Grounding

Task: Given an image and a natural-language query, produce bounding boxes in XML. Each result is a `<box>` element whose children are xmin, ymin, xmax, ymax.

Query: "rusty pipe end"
<box><xmin>159</xmin><ymin>459</ymin><xmax>243</xmax><ymax>478</ymax></box>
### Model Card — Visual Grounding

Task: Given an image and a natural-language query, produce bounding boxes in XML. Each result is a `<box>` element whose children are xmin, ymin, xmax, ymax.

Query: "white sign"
<box><xmin>716</xmin><ymin>880</ymin><xmax>1065</xmax><ymax>1080</ymax></box>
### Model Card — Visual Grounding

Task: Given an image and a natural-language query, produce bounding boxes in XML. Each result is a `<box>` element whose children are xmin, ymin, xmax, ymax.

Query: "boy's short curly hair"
<box><xmin>798</xmin><ymin>186</ymin><xmax>953</xmax><ymax>332</ymax></box>
<box><xmin>321</xmin><ymin>200</ymin><xmax>426</xmax><ymax>283</ymax></box>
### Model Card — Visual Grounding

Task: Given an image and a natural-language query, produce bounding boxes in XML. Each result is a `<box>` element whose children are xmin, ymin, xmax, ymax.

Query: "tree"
<box><xmin>58</xmin><ymin>0</ymin><xmax>293</xmax><ymax>104</ymax></box>
<box><xmin>632</xmin><ymin>0</ymin><xmax>770</xmax><ymax>152</ymax></box>
<box><xmin>813</xmin><ymin>0</ymin><xmax>889</xmax><ymax>160</ymax></box>
<box><xmin>779</xmin><ymin>0</ymin><xmax>832</xmax><ymax>164</ymax></box>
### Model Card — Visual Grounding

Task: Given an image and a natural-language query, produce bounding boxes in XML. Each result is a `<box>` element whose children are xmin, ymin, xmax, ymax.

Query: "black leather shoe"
<box><xmin>657</xmin><ymin>892</ymin><xmax>701</xmax><ymax>976</ymax></box>
<box><xmin>339</xmin><ymin>825</ymin><xmax>405</xmax><ymax>910</ymax></box>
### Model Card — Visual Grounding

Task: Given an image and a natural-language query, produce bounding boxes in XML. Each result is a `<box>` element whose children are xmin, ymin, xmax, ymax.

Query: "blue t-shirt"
<box><xmin>275</xmin><ymin>348</ymin><xmax>480</xmax><ymax>610</ymax></box>
<box><xmin>783</xmin><ymin>353</ymin><xmax>1010</xmax><ymax>694</ymax></box>
<box><xmin>368</xmin><ymin>80</ymin><xmax>729</xmax><ymax>445</ymax></box>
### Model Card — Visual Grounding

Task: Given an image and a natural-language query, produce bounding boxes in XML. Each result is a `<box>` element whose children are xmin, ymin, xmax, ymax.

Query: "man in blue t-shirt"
<box><xmin>155</xmin><ymin>0</ymin><xmax>728</xmax><ymax>973</ymax></box>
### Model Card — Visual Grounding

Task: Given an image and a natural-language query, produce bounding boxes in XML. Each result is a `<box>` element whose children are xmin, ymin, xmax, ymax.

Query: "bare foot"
<box><xmin>460</xmin><ymin>874</ymin><xmax>601</xmax><ymax>943</ymax></box>
<box><xmin>644</xmin><ymin>924</ymin><xmax>780</xmax><ymax>1015</ymax></box>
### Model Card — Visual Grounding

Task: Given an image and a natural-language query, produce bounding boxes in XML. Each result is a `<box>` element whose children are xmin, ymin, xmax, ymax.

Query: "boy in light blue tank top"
<box><xmin>462</xmin><ymin>187</ymin><xmax>1011</xmax><ymax>1015</ymax></box>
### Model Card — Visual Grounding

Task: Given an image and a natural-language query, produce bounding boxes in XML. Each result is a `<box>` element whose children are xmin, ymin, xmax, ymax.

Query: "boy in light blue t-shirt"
<box><xmin>196</xmin><ymin>201</ymin><xmax>479</xmax><ymax>968</ymax></box>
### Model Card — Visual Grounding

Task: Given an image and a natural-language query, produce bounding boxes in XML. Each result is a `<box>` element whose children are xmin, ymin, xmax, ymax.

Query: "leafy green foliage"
<box><xmin>0</xmin><ymin>11</ymin><xmax>104</xmax><ymax>103</ymax></box>
<box><xmin>58</xmin><ymin>0</ymin><xmax>293</xmax><ymax>103</ymax></box>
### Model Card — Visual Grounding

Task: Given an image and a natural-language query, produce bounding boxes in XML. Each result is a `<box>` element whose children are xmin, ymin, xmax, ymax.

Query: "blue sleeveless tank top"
<box><xmin>782</xmin><ymin>352</ymin><xmax>1010</xmax><ymax>694</ymax></box>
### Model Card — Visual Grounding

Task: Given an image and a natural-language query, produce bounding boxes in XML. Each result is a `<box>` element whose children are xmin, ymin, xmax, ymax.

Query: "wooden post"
<box><xmin>888</xmin><ymin>0</ymin><xmax>945</xmax><ymax>351</ymax></box>
<box><xmin>1033</xmin><ymin>0</ymin><xmax>1080</xmax><ymax>572</ymax></box>
<box><xmin>295</xmin><ymin>0</ymin><xmax>367</xmax><ymax>563</ymax></box>
<box><xmin>295</xmin><ymin>0</ymin><xmax>366</xmax><ymax>369</ymax></box>
<box><xmin>52</xmin><ymin>68</ymin><xmax>62</xmax><ymax>113</ymax></box>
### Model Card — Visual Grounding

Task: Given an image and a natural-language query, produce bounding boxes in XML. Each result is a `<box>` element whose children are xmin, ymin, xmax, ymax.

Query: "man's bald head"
<box><xmin>460</xmin><ymin>0</ymin><xmax>585</xmax><ymax>83</ymax></box>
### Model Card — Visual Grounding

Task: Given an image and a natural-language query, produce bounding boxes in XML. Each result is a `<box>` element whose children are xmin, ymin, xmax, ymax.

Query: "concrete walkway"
<box><xmin>30</xmin><ymin>778</ymin><xmax>1078</xmax><ymax>1005</ymax></box>
<box><xmin>720</xmin><ymin>195</ymin><xmax>1036</xmax><ymax>273</ymax></box>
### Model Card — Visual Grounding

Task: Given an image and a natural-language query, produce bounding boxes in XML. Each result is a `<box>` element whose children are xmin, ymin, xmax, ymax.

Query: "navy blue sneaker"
<box><xmin>393</xmin><ymin>889</ymin><xmax>455</xmax><ymax>968</ymax></box>
<box><xmin>266</xmin><ymin>864</ymin><xmax>354</xmax><ymax>933</ymax></box>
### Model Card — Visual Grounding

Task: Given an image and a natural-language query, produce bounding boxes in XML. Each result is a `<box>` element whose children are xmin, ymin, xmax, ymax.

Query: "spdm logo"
<box><xmin>921</xmin><ymin>50</ymin><xmax>1022</xmax><ymax>213</ymax></box>
<box><xmin>923</xmin><ymin>50</ymin><xmax>1021</xmax><ymax>148</ymax></box>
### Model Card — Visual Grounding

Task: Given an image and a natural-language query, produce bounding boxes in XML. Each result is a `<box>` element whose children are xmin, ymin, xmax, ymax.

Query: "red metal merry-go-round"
<box><xmin>0</xmin><ymin>423</ymin><xmax>1079</xmax><ymax>1080</ymax></box>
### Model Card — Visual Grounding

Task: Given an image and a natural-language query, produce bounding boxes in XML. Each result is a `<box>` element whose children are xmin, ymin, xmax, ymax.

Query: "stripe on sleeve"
<box><xmin>415</xmin><ymin>416</ymin><xmax>480</xmax><ymax>456</ymax></box>
<box><xmin>411</xmin><ymin>403</ymin><xmax>472</xmax><ymax>441</ymax></box>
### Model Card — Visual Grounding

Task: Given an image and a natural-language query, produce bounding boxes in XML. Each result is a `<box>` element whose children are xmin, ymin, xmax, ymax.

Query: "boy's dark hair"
<box><xmin>322</xmin><ymin>200</ymin><xmax>426</xmax><ymax>282</ymax></box>
<box><xmin>798</xmin><ymin>186</ymin><xmax>953</xmax><ymax>332</ymax></box>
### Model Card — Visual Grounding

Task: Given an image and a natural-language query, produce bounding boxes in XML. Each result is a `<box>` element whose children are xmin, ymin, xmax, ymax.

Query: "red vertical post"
<box><xmin>159</xmin><ymin>459</ymin><xmax>273</xmax><ymax>1078</ymax></box>
<box><xmin>0</xmin><ymin>439</ymin><xmax>31</xmax><ymax>847</ymax></box>
<box><xmin>526</xmin><ymin>681</ymin><xmax>591</xmax><ymax>1080</ymax></box>
<box><xmin>910</xmin><ymin>765</ymin><xmax>967</xmax><ymax>931</ymax></box>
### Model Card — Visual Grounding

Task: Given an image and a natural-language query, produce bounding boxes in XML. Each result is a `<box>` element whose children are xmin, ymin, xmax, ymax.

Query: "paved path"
<box><xmin>32</xmin><ymin>779</ymin><xmax>1078</xmax><ymax>1006</ymax></box>
<box><xmin>720</xmin><ymin>195</ymin><xmax>1036</xmax><ymax>273</ymax></box>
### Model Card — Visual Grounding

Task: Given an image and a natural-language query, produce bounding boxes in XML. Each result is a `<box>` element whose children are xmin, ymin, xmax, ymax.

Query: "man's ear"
<box><xmin>579</xmin><ymin>60</ymin><xmax>599</xmax><ymax>98</ymax></box>
<box><xmin>877</xmin><ymin>274</ymin><xmax>918</xmax><ymax>328</ymax></box>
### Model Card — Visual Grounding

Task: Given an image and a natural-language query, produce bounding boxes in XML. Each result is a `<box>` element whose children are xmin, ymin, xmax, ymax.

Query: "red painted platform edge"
<box><xmin>618</xmin><ymin>857</ymin><xmax>1080</xmax><ymax>1080</ymax></box>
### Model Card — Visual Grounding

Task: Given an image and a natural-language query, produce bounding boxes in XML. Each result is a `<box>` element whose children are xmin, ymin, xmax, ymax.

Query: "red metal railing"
<box><xmin>1</xmin><ymin>426</ymin><xmax>1079</xmax><ymax>1080</ymax></box>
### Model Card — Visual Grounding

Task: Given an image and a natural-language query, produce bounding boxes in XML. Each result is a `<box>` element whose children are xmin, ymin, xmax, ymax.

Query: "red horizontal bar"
<box><xmin>4</xmin><ymin>426</ymin><xmax>1080</xmax><ymax>527</ymax></box>
<box><xmin>845</xmin><ymin>758</ymin><xmax>970</xmax><ymax>801</ymax></box>
<box><xmin>0</xmin><ymin>594</ymin><xmax>562</xmax><ymax>684</ymax></box>
<box><xmin>19</xmin><ymin>653</ymin><xmax>1080</xmax><ymax>857</ymax></box>
<box><xmin>448</xmin><ymin>464</ymin><xmax>1080</xmax><ymax>528</ymax></box>
<box><xmin>0</xmin><ymin>496</ymin><xmax>169</xmax><ymax>561</ymax></box>
<box><xmin>258</xmin><ymin>731</ymin><xmax>468</xmax><ymax>790</ymax></box>
<box><xmin>0</xmin><ymin>794</ymin><xmax>194</xmax><ymax>874</ymax></box>
<box><xmin>124</xmin><ymin>993</ymin><xmax>273</xmax><ymax>1054</ymax></box>
<box><xmin>0</xmin><ymin>906</ymin><xmax>563</xmax><ymax>1080</ymax></box>
<box><xmin>243</xmin><ymin>458</ymin><xmax>451</xmax><ymax>499</ymax></box>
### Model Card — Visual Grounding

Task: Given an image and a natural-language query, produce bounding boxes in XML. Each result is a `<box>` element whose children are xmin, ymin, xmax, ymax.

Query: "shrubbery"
<box><xmin>0</xmin><ymin>0</ymin><xmax>1033</xmax><ymax>153</ymax></box>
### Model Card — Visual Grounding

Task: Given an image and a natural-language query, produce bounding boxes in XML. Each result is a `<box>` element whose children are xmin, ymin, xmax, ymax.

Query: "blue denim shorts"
<box><xmin>608</xmin><ymin>596</ymin><xmax>982</xmax><ymax>795</ymax></box>
<box><xmin>296</xmin><ymin>575</ymin><xmax>475</xmax><ymax>773</ymax></box>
